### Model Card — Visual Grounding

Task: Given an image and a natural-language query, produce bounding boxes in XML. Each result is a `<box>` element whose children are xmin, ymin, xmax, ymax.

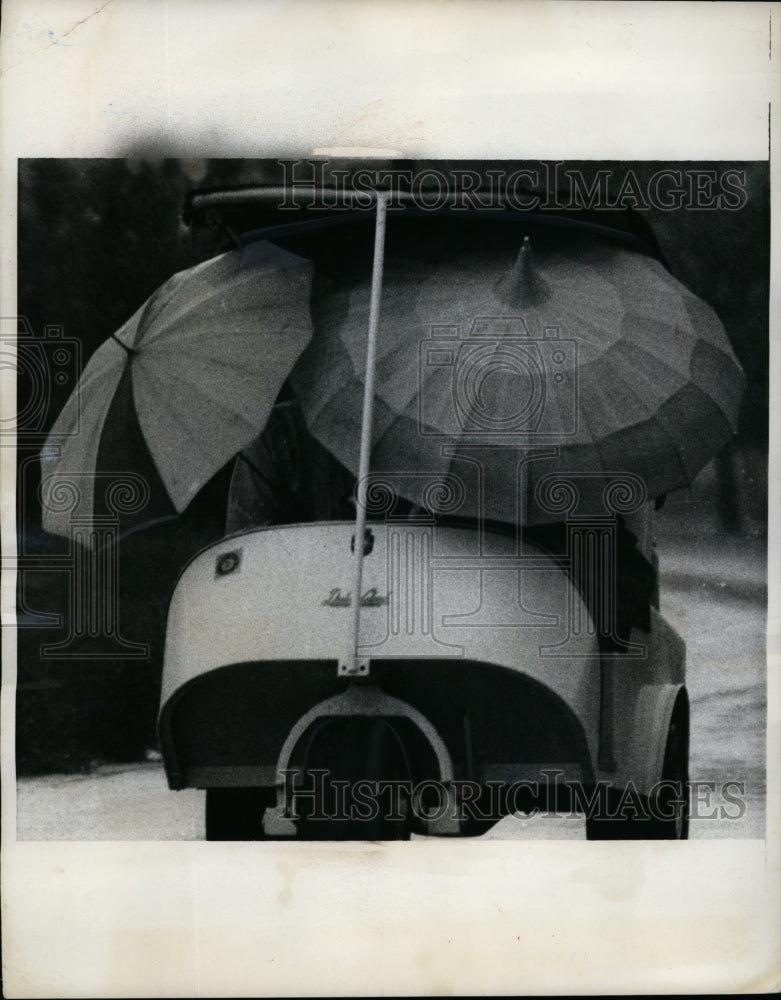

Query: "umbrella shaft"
<box><xmin>345</xmin><ymin>193</ymin><xmax>389</xmax><ymax>676</ymax></box>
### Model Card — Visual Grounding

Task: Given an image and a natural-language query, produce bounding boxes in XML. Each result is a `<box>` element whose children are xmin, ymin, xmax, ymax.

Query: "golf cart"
<box><xmin>153</xmin><ymin>183</ymin><xmax>718</xmax><ymax>841</ymax></box>
<box><xmin>158</xmin><ymin>513</ymin><xmax>689</xmax><ymax>840</ymax></box>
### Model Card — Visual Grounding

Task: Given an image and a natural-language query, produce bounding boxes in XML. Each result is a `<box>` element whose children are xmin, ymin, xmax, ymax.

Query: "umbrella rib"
<box><xmin>135</xmin><ymin>251</ymin><xmax>306</xmax><ymax>339</ymax></box>
<box><xmin>610</xmin><ymin>338</ymin><xmax>714</xmax><ymax>398</ymax></box>
<box><xmin>134</xmin><ymin>363</ymin><xmax>265</xmax><ymax>441</ymax></box>
<box><xmin>134</xmin><ymin>350</ymin><xmax>284</xmax><ymax>389</ymax></box>
<box><xmin>136</xmin><ymin>323</ymin><xmax>304</xmax><ymax>366</ymax></box>
<box><xmin>132</xmin><ymin>383</ymin><xmax>231</xmax><ymax>509</ymax></box>
<box><xmin>138</xmin><ymin>278</ymin><xmax>309</xmax><ymax>348</ymax></box>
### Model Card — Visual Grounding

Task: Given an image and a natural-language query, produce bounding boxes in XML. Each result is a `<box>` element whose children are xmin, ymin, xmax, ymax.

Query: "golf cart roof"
<box><xmin>183</xmin><ymin>183</ymin><xmax>669</xmax><ymax>266</ymax></box>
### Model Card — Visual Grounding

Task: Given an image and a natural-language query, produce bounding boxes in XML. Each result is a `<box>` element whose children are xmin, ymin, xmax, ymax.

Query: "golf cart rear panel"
<box><xmin>158</xmin><ymin>522</ymin><xmax>602</xmax><ymax>787</ymax></box>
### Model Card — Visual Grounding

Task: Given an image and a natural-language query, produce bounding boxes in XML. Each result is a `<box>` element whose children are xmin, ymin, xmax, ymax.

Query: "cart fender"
<box><xmin>620</xmin><ymin>684</ymin><xmax>687</xmax><ymax>796</ymax></box>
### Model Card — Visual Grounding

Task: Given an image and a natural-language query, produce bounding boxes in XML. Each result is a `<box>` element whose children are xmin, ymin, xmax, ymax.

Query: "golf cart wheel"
<box><xmin>205</xmin><ymin>787</ymin><xmax>277</xmax><ymax>841</ymax></box>
<box><xmin>586</xmin><ymin>695</ymin><xmax>689</xmax><ymax>841</ymax></box>
<box><xmin>647</xmin><ymin>702</ymin><xmax>690</xmax><ymax>839</ymax></box>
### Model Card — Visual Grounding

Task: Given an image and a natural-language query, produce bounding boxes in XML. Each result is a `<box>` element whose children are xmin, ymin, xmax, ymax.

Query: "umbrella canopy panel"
<box><xmin>42</xmin><ymin>240</ymin><xmax>314</xmax><ymax>542</ymax></box>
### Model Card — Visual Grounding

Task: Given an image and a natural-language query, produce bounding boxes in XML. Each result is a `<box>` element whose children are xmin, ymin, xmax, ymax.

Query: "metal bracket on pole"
<box><xmin>338</xmin><ymin>192</ymin><xmax>389</xmax><ymax>678</ymax></box>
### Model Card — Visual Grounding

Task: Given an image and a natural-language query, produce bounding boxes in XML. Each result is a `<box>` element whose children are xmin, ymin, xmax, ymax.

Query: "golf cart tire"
<box><xmin>205</xmin><ymin>787</ymin><xmax>277</xmax><ymax>841</ymax></box>
<box><xmin>586</xmin><ymin>694</ymin><xmax>690</xmax><ymax>840</ymax></box>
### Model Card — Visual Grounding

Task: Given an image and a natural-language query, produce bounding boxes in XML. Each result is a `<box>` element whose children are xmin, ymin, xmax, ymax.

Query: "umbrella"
<box><xmin>41</xmin><ymin>240</ymin><xmax>314</xmax><ymax>543</ymax></box>
<box><xmin>290</xmin><ymin>229</ymin><xmax>745</xmax><ymax>525</ymax></box>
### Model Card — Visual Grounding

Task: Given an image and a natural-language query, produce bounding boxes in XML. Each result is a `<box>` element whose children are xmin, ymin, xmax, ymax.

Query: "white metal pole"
<box><xmin>342</xmin><ymin>191</ymin><xmax>389</xmax><ymax>676</ymax></box>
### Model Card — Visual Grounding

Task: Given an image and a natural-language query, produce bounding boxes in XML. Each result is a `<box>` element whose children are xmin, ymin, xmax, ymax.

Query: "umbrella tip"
<box><xmin>497</xmin><ymin>236</ymin><xmax>550</xmax><ymax>308</ymax></box>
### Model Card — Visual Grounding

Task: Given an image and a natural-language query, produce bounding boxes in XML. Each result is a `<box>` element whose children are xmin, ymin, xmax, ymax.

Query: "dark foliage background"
<box><xmin>14</xmin><ymin>158</ymin><xmax>768</xmax><ymax>774</ymax></box>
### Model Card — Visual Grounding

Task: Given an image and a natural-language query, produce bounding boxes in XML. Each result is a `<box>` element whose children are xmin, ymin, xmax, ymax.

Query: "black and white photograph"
<box><xmin>13</xmin><ymin>157</ymin><xmax>768</xmax><ymax>844</ymax></box>
<box><xmin>1</xmin><ymin>2</ymin><xmax>779</xmax><ymax>996</ymax></box>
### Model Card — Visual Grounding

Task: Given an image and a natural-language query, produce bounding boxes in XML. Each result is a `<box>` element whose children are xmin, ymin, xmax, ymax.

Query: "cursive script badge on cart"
<box><xmin>322</xmin><ymin>587</ymin><xmax>389</xmax><ymax>608</ymax></box>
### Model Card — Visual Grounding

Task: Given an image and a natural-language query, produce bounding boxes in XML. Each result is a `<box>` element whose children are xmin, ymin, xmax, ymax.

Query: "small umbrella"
<box><xmin>291</xmin><ymin>231</ymin><xmax>745</xmax><ymax>525</ymax></box>
<box><xmin>41</xmin><ymin>240</ymin><xmax>313</xmax><ymax>543</ymax></box>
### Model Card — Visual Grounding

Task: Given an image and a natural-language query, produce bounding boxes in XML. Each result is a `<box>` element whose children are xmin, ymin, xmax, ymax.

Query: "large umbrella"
<box><xmin>291</xmin><ymin>229</ymin><xmax>745</xmax><ymax>525</ymax></box>
<box><xmin>41</xmin><ymin>240</ymin><xmax>313</xmax><ymax>543</ymax></box>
